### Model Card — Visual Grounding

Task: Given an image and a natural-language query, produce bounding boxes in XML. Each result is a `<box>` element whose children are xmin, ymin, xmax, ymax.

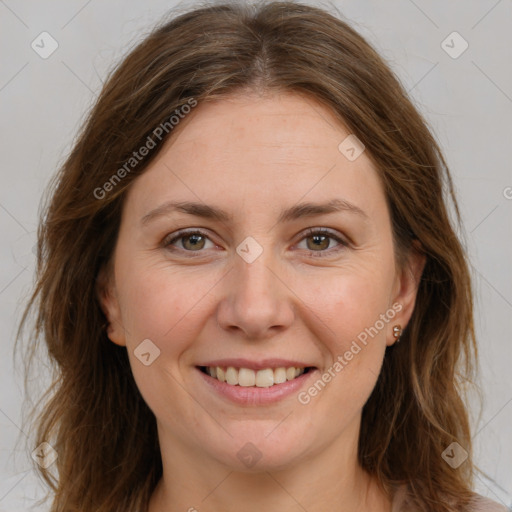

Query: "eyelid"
<box><xmin>162</xmin><ymin>228</ymin><xmax>216</xmax><ymax>251</ymax></box>
<box><xmin>163</xmin><ymin>226</ymin><xmax>350</xmax><ymax>256</ymax></box>
<box><xmin>299</xmin><ymin>227</ymin><xmax>349</xmax><ymax>245</ymax></box>
<box><xmin>295</xmin><ymin>227</ymin><xmax>350</xmax><ymax>256</ymax></box>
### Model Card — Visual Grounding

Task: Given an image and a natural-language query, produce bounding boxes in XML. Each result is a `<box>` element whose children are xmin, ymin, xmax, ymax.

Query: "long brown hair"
<box><xmin>18</xmin><ymin>1</ymin><xmax>479</xmax><ymax>511</ymax></box>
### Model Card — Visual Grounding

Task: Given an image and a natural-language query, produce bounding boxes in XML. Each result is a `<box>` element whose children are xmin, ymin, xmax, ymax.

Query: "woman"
<box><xmin>18</xmin><ymin>1</ymin><xmax>508</xmax><ymax>511</ymax></box>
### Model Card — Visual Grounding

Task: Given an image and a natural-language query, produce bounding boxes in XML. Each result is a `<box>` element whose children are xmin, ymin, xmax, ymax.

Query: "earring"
<box><xmin>392</xmin><ymin>324</ymin><xmax>402</xmax><ymax>342</ymax></box>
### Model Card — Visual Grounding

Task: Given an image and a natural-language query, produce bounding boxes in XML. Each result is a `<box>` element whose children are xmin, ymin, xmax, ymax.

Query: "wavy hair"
<box><xmin>18</xmin><ymin>1</ymin><xmax>479</xmax><ymax>511</ymax></box>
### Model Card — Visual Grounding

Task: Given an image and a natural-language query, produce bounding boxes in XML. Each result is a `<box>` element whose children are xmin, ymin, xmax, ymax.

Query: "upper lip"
<box><xmin>197</xmin><ymin>358</ymin><xmax>315</xmax><ymax>371</ymax></box>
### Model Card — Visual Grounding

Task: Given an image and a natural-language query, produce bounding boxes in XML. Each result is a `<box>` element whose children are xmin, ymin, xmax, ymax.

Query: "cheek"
<box><xmin>116</xmin><ymin>264</ymin><xmax>217</xmax><ymax>423</ymax></box>
<box><xmin>297</xmin><ymin>273</ymin><xmax>392</xmax><ymax>424</ymax></box>
<box><xmin>298</xmin><ymin>263</ymin><xmax>395</xmax><ymax>352</ymax></box>
<box><xmin>310</xmin><ymin>265</ymin><xmax>395</xmax><ymax>408</ymax></box>
<box><xmin>116</xmin><ymin>262</ymin><xmax>213</xmax><ymax>350</ymax></box>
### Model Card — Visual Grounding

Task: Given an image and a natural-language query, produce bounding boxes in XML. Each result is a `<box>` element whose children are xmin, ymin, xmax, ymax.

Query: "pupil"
<box><xmin>309</xmin><ymin>235</ymin><xmax>328</xmax><ymax>250</ymax></box>
<box><xmin>185</xmin><ymin>234</ymin><xmax>204</xmax><ymax>250</ymax></box>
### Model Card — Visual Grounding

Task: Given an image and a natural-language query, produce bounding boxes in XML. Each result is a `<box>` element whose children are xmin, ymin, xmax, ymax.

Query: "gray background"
<box><xmin>1</xmin><ymin>0</ymin><xmax>511</xmax><ymax>510</ymax></box>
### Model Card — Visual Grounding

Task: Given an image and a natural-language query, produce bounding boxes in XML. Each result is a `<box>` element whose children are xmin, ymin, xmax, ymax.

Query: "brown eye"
<box><xmin>297</xmin><ymin>228</ymin><xmax>348</xmax><ymax>257</ymax></box>
<box><xmin>306</xmin><ymin>233</ymin><xmax>331</xmax><ymax>251</ymax></box>
<box><xmin>164</xmin><ymin>230</ymin><xmax>214</xmax><ymax>253</ymax></box>
<box><xmin>181</xmin><ymin>233</ymin><xmax>206</xmax><ymax>251</ymax></box>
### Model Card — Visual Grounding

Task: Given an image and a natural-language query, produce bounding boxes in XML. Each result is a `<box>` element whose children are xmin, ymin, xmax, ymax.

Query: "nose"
<box><xmin>216</xmin><ymin>248</ymin><xmax>295</xmax><ymax>341</ymax></box>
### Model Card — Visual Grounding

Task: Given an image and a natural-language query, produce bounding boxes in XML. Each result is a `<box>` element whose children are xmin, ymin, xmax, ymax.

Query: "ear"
<box><xmin>96</xmin><ymin>264</ymin><xmax>127</xmax><ymax>347</ymax></box>
<box><xmin>387</xmin><ymin>240</ymin><xmax>426</xmax><ymax>346</ymax></box>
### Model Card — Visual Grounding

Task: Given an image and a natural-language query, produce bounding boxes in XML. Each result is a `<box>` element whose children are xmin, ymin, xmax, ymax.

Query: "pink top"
<box><xmin>392</xmin><ymin>484</ymin><xmax>510</xmax><ymax>511</ymax></box>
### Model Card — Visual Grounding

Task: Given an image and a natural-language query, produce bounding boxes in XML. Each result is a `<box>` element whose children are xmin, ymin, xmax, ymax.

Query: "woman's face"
<box><xmin>99</xmin><ymin>91</ymin><xmax>423</xmax><ymax>471</ymax></box>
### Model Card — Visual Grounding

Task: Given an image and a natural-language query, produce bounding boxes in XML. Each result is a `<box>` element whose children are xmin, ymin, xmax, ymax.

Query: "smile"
<box><xmin>199</xmin><ymin>366</ymin><xmax>313</xmax><ymax>387</ymax></box>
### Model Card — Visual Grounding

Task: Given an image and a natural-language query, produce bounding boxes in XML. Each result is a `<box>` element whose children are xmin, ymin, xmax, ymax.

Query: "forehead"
<box><xmin>167</xmin><ymin>91</ymin><xmax>359</xmax><ymax>166</ymax></box>
<box><xmin>123</xmin><ymin>91</ymin><xmax>387</xmax><ymax>223</ymax></box>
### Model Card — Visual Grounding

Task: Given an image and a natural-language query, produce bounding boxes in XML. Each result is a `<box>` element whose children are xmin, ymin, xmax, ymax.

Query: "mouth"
<box><xmin>197</xmin><ymin>365</ymin><xmax>316</xmax><ymax>387</ymax></box>
<box><xmin>194</xmin><ymin>358</ymin><xmax>319</xmax><ymax>405</ymax></box>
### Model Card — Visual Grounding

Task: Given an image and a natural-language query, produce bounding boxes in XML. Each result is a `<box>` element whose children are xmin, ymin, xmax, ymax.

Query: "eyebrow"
<box><xmin>141</xmin><ymin>198</ymin><xmax>369</xmax><ymax>226</ymax></box>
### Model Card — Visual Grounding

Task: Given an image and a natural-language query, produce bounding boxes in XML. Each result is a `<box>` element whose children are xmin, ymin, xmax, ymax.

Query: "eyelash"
<box><xmin>162</xmin><ymin>227</ymin><xmax>349</xmax><ymax>258</ymax></box>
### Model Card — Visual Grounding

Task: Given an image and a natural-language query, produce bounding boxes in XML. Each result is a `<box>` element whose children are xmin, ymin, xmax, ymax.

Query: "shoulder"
<box><xmin>391</xmin><ymin>484</ymin><xmax>509</xmax><ymax>512</ymax></box>
<box><xmin>468</xmin><ymin>494</ymin><xmax>510</xmax><ymax>511</ymax></box>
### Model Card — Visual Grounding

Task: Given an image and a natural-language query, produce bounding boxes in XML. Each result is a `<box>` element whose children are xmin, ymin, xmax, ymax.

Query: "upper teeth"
<box><xmin>206</xmin><ymin>366</ymin><xmax>306</xmax><ymax>387</ymax></box>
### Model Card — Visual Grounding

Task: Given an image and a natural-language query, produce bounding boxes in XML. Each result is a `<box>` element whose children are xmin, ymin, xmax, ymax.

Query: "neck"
<box><xmin>148</xmin><ymin>425</ymin><xmax>391</xmax><ymax>512</ymax></box>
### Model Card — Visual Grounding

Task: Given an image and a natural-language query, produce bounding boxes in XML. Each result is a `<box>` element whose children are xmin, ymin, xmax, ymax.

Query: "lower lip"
<box><xmin>196</xmin><ymin>367</ymin><xmax>317</xmax><ymax>405</ymax></box>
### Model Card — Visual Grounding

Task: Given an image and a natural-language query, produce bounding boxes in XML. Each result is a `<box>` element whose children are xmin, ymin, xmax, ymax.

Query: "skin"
<box><xmin>98</xmin><ymin>91</ymin><xmax>425</xmax><ymax>512</ymax></box>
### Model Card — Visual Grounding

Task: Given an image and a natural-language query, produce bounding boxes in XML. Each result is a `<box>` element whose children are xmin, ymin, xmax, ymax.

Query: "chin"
<box><xmin>205</xmin><ymin>426</ymin><xmax>312</xmax><ymax>472</ymax></box>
